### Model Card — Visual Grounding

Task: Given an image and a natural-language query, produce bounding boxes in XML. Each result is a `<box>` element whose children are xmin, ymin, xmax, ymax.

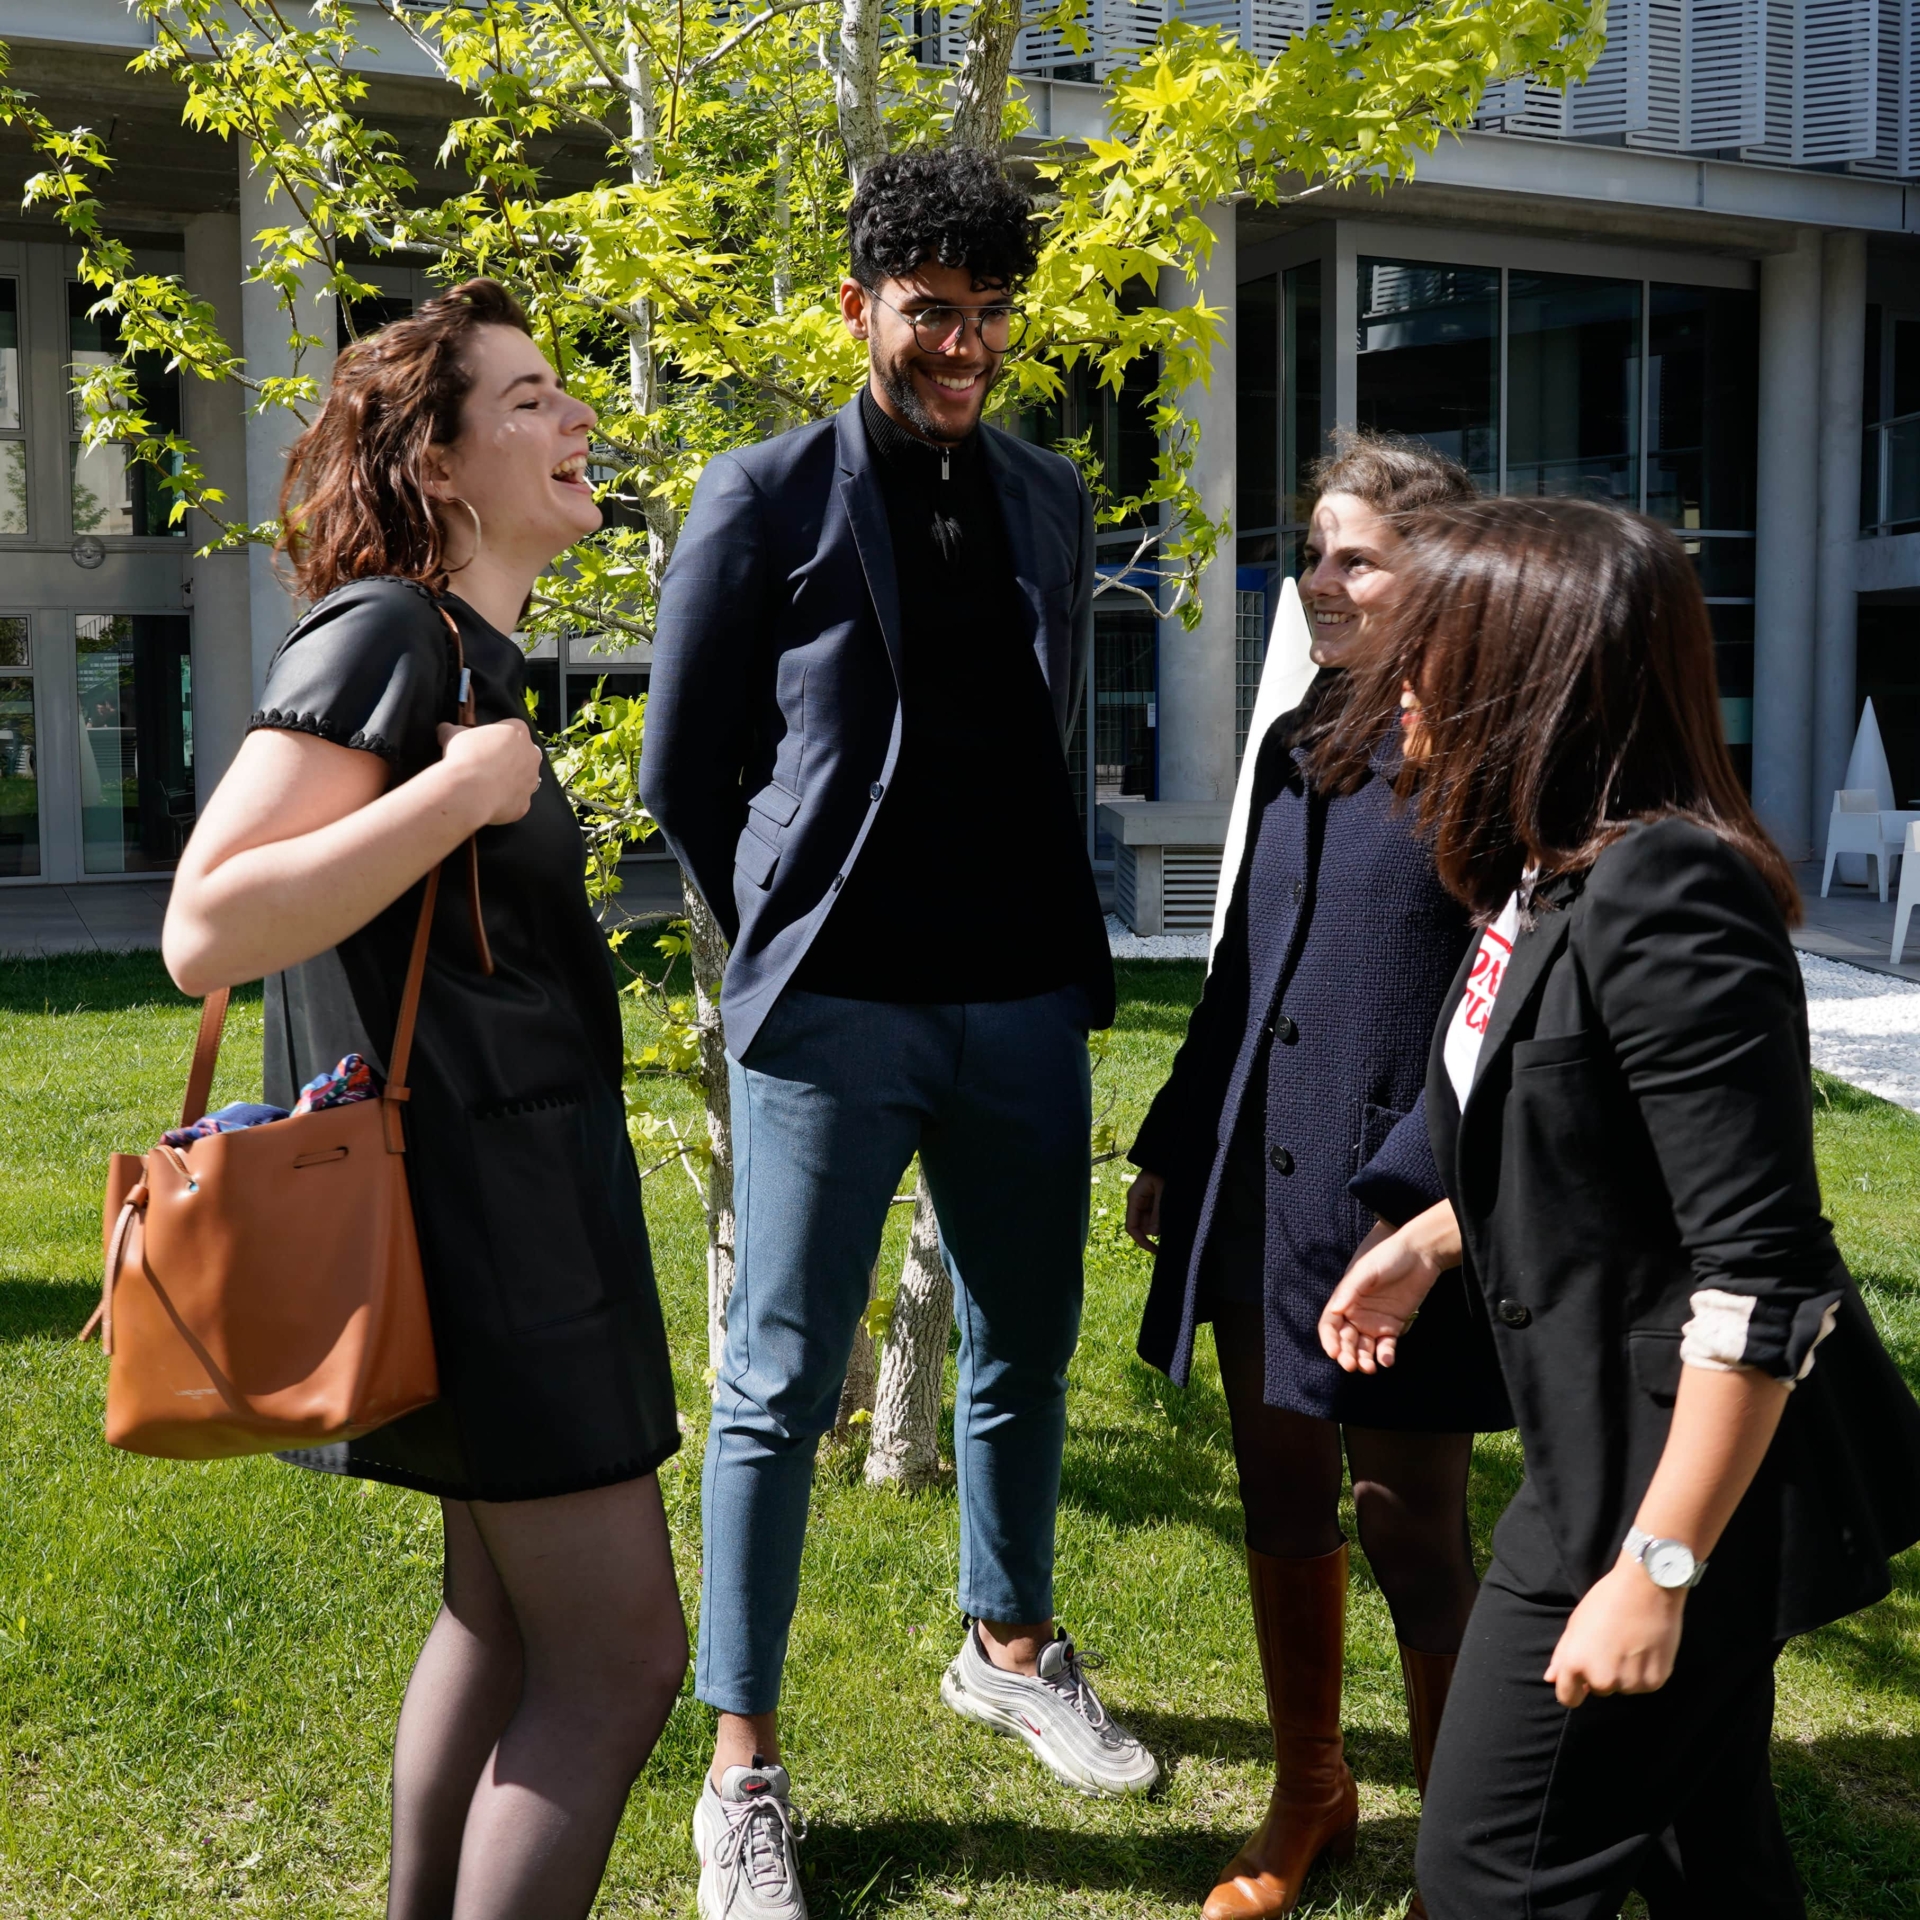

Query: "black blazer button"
<box><xmin>831</xmin><ymin>875</ymin><xmax>844</xmax><ymax>892</ymax></box>
<box><xmin>870</xmin><ymin>782</ymin><xmax>884</xmax><ymax>801</ymax></box>
<box><xmin>1272</xmin><ymin>1014</ymin><xmax>1298</xmax><ymax>1045</ymax></box>
<box><xmin>1496</xmin><ymin>1298</ymin><xmax>1532</xmax><ymax>1329</ymax></box>
<box><xmin>1291</xmin><ymin>880</ymin><xmax>1303</xmax><ymax>902</ymax></box>
<box><xmin>1268</xmin><ymin>1145</ymin><xmax>1295</xmax><ymax>1175</ymax></box>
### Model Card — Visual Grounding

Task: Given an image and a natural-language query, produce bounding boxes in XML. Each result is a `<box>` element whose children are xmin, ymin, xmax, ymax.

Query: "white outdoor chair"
<box><xmin>1822</xmin><ymin>789</ymin><xmax>1898</xmax><ymax>902</ymax></box>
<box><xmin>1894</xmin><ymin>822</ymin><xmax>1920</xmax><ymax>964</ymax></box>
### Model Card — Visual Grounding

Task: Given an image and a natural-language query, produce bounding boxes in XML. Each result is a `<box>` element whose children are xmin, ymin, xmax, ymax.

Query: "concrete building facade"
<box><xmin>3</xmin><ymin>3</ymin><xmax>1920</xmax><ymax>918</ymax></box>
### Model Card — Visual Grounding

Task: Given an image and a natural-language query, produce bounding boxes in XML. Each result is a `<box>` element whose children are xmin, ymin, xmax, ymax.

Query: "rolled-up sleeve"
<box><xmin>1586</xmin><ymin>821</ymin><xmax>1847</xmax><ymax>1383</ymax></box>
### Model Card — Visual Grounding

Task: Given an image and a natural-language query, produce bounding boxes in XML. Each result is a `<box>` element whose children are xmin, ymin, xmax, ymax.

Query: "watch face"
<box><xmin>1644</xmin><ymin>1539</ymin><xmax>1696</xmax><ymax>1589</ymax></box>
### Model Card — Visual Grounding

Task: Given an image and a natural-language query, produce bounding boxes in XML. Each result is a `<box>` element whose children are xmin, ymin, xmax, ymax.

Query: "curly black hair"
<box><xmin>847</xmin><ymin>147</ymin><xmax>1038</xmax><ymax>291</ymax></box>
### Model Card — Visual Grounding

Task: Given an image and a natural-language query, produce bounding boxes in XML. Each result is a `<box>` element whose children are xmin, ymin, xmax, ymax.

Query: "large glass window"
<box><xmin>1089</xmin><ymin>605</ymin><xmax>1156</xmax><ymax>860</ymax></box>
<box><xmin>69</xmin><ymin>286</ymin><xmax>185</xmax><ymax>538</ymax></box>
<box><xmin>0</xmin><ymin>617</ymin><xmax>38</xmax><ymax>878</ymax></box>
<box><xmin>1356</xmin><ymin>259</ymin><xmax>1498</xmax><ymax>486</ymax></box>
<box><xmin>1237</xmin><ymin>274</ymin><xmax>1278</xmax><ymax>538</ymax></box>
<box><xmin>1647</xmin><ymin>284</ymin><xmax>1759</xmax><ymax>532</ymax></box>
<box><xmin>1505</xmin><ymin>272</ymin><xmax>1641</xmax><ymax>505</ymax></box>
<box><xmin>0</xmin><ymin>280</ymin><xmax>24</xmax><ymax>536</ymax></box>
<box><xmin>75</xmin><ymin>614</ymin><xmax>195</xmax><ymax>873</ymax></box>
<box><xmin>1281</xmin><ymin>260</ymin><xmax>1324</xmax><ymax>569</ymax></box>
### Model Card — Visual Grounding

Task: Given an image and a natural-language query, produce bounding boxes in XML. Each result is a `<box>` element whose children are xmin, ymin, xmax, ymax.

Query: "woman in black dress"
<box><xmin>1317</xmin><ymin>498</ymin><xmax>1920</xmax><ymax>1918</ymax></box>
<box><xmin>1125</xmin><ymin>432</ymin><xmax>1509</xmax><ymax>1920</ymax></box>
<box><xmin>163</xmin><ymin>281</ymin><xmax>684</xmax><ymax>1920</ymax></box>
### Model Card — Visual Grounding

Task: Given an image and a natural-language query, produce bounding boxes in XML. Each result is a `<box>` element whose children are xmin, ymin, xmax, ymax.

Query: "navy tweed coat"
<box><xmin>1131</xmin><ymin>683</ymin><xmax>1513</xmax><ymax>1431</ymax></box>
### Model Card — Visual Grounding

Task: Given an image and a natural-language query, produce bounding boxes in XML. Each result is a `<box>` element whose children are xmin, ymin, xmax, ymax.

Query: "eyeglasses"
<box><xmin>870</xmin><ymin>290</ymin><xmax>1026</xmax><ymax>355</ymax></box>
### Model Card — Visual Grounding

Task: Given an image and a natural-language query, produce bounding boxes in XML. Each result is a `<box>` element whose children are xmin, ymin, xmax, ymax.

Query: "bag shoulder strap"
<box><xmin>435</xmin><ymin>601</ymin><xmax>495</xmax><ymax>978</ymax></box>
<box><xmin>178</xmin><ymin>867</ymin><xmax>442</xmax><ymax>1130</ymax></box>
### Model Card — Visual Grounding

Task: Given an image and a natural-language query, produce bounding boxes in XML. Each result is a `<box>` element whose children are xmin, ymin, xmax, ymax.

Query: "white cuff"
<box><xmin>1680</xmin><ymin>1288</ymin><xmax>1757</xmax><ymax>1371</ymax></box>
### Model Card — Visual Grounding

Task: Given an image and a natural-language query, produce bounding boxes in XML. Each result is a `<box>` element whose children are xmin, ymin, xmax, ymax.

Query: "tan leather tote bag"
<box><xmin>84</xmin><ymin>873</ymin><xmax>444</xmax><ymax>1459</ymax></box>
<box><xmin>82</xmin><ymin>604</ymin><xmax>489</xmax><ymax>1461</ymax></box>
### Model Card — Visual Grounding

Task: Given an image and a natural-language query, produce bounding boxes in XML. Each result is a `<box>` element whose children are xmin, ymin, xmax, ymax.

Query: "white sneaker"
<box><xmin>693</xmin><ymin>1762</ymin><xmax>808</xmax><ymax>1920</ymax></box>
<box><xmin>940</xmin><ymin>1622</ymin><xmax>1161</xmax><ymax>1797</ymax></box>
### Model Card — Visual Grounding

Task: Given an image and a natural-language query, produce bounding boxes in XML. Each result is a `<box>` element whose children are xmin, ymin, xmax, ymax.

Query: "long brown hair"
<box><xmin>278</xmin><ymin>278</ymin><xmax>532</xmax><ymax>600</ymax></box>
<box><xmin>1312</xmin><ymin>496</ymin><xmax>1800</xmax><ymax>924</ymax></box>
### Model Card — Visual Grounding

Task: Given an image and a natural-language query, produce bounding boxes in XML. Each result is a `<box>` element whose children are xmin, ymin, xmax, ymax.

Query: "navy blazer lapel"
<box><xmin>835</xmin><ymin>397</ymin><xmax>905</xmax><ymax>691</ymax></box>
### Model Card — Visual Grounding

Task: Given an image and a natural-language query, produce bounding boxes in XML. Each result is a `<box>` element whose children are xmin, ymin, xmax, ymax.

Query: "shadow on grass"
<box><xmin>1778</xmin><ymin>1729</ymin><xmax>1920</xmax><ymax>1918</ymax></box>
<box><xmin>0</xmin><ymin>1277</ymin><xmax>100</xmax><ymax>1343</ymax></box>
<box><xmin>1112</xmin><ymin>961</ymin><xmax>1209</xmax><ymax>1037</ymax></box>
<box><xmin>1058</xmin><ymin>1422</ymin><xmax>1242</xmax><ymax>1550</ymax></box>
<box><xmin>0</xmin><ymin>951</ymin><xmax>264</xmax><ymax>1016</ymax></box>
<box><xmin>796</xmin><ymin>1811</ymin><xmax>1420</xmax><ymax>1916</ymax></box>
<box><xmin>1795</xmin><ymin>1551</ymin><xmax>1920</xmax><ymax>1698</ymax></box>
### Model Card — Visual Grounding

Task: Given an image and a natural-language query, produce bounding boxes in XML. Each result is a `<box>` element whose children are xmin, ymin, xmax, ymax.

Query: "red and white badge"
<box><xmin>1443</xmin><ymin>891</ymin><xmax>1521</xmax><ymax>1106</ymax></box>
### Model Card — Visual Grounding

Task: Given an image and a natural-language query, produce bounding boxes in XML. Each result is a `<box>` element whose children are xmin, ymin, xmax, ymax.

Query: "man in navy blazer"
<box><xmin>640</xmin><ymin>149</ymin><xmax>1142</xmax><ymax>1920</ymax></box>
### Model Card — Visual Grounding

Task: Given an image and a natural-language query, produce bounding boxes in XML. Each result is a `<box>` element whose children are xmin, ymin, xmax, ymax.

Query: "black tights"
<box><xmin>385</xmin><ymin>1477</ymin><xmax>688</xmax><ymax>1920</ymax></box>
<box><xmin>1213</xmin><ymin>1302</ymin><xmax>1479</xmax><ymax>1655</ymax></box>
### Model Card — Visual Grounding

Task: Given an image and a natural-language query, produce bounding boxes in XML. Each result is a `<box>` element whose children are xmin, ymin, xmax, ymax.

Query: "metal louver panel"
<box><xmin>1162</xmin><ymin>846</ymin><xmax>1224</xmax><ymax>932</ymax></box>
<box><xmin>1682</xmin><ymin>0</ymin><xmax>1767</xmax><ymax>147</ymax></box>
<box><xmin>1169</xmin><ymin>0</ymin><xmax>1314</xmax><ymax>62</ymax></box>
<box><xmin>1481</xmin><ymin>0</ymin><xmax>1648</xmax><ymax>139</ymax></box>
<box><xmin>1017</xmin><ymin>0</ymin><xmax>1169</xmax><ymax>75</ymax></box>
<box><xmin>1851</xmin><ymin>0</ymin><xmax>1920</xmax><ymax>176</ymax></box>
<box><xmin>1626</xmin><ymin>0</ymin><xmax>1685</xmax><ymax>149</ymax></box>
<box><xmin>1744</xmin><ymin>0</ymin><xmax>1879</xmax><ymax>165</ymax></box>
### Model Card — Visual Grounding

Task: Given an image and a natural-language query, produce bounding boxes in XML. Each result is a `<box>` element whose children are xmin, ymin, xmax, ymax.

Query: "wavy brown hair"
<box><xmin>278</xmin><ymin>278</ymin><xmax>531</xmax><ymax>600</ymax></box>
<box><xmin>1311</xmin><ymin>495</ymin><xmax>1799</xmax><ymax>925</ymax></box>
<box><xmin>1310</xmin><ymin>424</ymin><xmax>1476</xmax><ymax>514</ymax></box>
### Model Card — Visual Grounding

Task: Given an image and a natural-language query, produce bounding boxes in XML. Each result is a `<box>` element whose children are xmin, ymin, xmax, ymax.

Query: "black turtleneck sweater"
<box><xmin>791</xmin><ymin>389</ymin><xmax>1097</xmax><ymax>1003</ymax></box>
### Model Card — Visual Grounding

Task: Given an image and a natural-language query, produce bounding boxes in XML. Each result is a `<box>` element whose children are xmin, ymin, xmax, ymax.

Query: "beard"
<box><xmin>875</xmin><ymin>351</ymin><xmax>990</xmax><ymax>444</ymax></box>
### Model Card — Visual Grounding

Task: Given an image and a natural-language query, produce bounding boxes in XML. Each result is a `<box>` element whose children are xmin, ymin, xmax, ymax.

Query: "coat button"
<box><xmin>1268</xmin><ymin>1145</ymin><xmax>1295</xmax><ymax>1175</ymax></box>
<box><xmin>1272</xmin><ymin>1014</ymin><xmax>1298</xmax><ymax>1045</ymax></box>
<box><xmin>870</xmin><ymin>782</ymin><xmax>884</xmax><ymax>801</ymax></box>
<box><xmin>1496</xmin><ymin>1298</ymin><xmax>1532</xmax><ymax>1329</ymax></box>
<box><xmin>1291</xmin><ymin>880</ymin><xmax>1303</xmax><ymax>902</ymax></box>
<box><xmin>831</xmin><ymin>875</ymin><xmax>844</xmax><ymax>892</ymax></box>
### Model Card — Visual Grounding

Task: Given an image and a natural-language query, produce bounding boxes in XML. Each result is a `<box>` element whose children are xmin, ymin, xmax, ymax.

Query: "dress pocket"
<box><xmin>470</xmin><ymin>1090</ymin><xmax>615</xmax><ymax>1332</ymax></box>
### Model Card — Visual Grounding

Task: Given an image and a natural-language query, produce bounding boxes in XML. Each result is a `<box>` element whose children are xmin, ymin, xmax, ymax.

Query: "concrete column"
<box><xmin>240</xmin><ymin>138</ymin><xmax>334</xmax><ymax>697</ymax></box>
<box><xmin>1156</xmin><ymin>202</ymin><xmax>1237</xmax><ymax>804</ymax></box>
<box><xmin>181</xmin><ymin>211</ymin><xmax>254</xmax><ymax>797</ymax></box>
<box><xmin>1813</xmin><ymin>227</ymin><xmax>1867</xmax><ymax>827</ymax></box>
<box><xmin>1752</xmin><ymin>228</ymin><xmax>1823</xmax><ymax>859</ymax></box>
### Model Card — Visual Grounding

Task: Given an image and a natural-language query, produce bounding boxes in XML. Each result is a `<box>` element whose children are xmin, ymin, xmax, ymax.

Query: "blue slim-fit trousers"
<box><xmin>695</xmin><ymin>985</ymin><xmax>1093</xmax><ymax>1717</ymax></box>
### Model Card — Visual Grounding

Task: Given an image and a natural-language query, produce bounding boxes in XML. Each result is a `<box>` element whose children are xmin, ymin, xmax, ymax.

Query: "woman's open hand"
<box><xmin>1125</xmin><ymin>1171</ymin><xmax>1164</xmax><ymax>1253</ymax></box>
<box><xmin>437</xmin><ymin>718</ymin><xmax>544</xmax><ymax>826</ymax></box>
<box><xmin>1318</xmin><ymin>1201</ymin><xmax>1460</xmax><ymax>1373</ymax></box>
<box><xmin>1543</xmin><ymin>1557</ymin><xmax>1687</xmax><ymax>1707</ymax></box>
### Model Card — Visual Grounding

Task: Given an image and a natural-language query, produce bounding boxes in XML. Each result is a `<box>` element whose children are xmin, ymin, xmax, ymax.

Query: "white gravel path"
<box><xmin>1799</xmin><ymin>953</ymin><xmax>1920</xmax><ymax>1111</ymax></box>
<box><xmin>1108</xmin><ymin>921</ymin><xmax>1920</xmax><ymax>1112</ymax></box>
<box><xmin>1105</xmin><ymin>914</ymin><xmax>1209</xmax><ymax>961</ymax></box>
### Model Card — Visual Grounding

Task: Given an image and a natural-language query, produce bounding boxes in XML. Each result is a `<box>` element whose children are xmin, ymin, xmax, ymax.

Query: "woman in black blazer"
<box><xmin>1126</xmin><ymin>432</ymin><xmax>1509</xmax><ymax>1920</ymax></box>
<box><xmin>1317</xmin><ymin>497</ymin><xmax>1920</xmax><ymax>1919</ymax></box>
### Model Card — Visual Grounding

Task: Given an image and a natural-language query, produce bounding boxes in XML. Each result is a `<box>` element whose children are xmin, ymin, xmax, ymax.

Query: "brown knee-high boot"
<box><xmin>1204</xmin><ymin>1544</ymin><xmax>1358</xmax><ymax>1920</ymax></box>
<box><xmin>1398</xmin><ymin>1643</ymin><xmax>1458</xmax><ymax>1920</ymax></box>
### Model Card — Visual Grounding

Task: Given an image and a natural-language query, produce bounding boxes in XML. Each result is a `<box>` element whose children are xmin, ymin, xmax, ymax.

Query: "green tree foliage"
<box><xmin>2</xmin><ymin>0</ymin><xmax>1606</xmax><ymax>631</ymax></box>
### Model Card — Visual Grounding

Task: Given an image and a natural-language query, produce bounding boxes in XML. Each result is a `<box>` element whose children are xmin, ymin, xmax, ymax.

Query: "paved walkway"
<box><xmin>0</xmin><ymin>880</ymin><xmax>174</xmax><ymax>954</ymax></box>
<box><xmin>0</xmin><ymin>852</ymin><xmax>688</xmax><ymax>958</ymax></box>
<box><xmin>1790</xmin><ymin>860</ymin><xmax>1920</xmax><ymax>985</ymax></box>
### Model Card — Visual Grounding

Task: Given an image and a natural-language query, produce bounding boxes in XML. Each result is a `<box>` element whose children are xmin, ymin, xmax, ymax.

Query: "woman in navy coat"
<box><xmin>1126</xmin><ymin>432</ymin><xmax>1509</xmax><ymax>1920</ymax></box>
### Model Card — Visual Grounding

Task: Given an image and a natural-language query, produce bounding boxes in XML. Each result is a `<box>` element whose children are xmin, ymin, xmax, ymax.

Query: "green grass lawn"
<box><xmin>0</xmin><ymin>951</ymin><xmax>1915</xmax><ymax>1918</ymax></box>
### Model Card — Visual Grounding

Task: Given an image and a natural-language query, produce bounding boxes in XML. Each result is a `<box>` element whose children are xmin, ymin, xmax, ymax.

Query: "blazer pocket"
<box><xmin>1627</xmin><ymin>1327</ymin><xmax>1683</xmax><ymax>1409</ymax></box>
<box><xmin>747</xmin><ymin>781</ymin><xmax>802</xmax><ymax>829</ymax></box>
<box><xmin>1513</xmin><ymin>1031</ymin><xmax>1596</xmax><ymax>1070</ymax></box>
<box><xmin>736</xmin><ymin>822</ymin><xmax>780</xmax><ymax>890</ymax></box>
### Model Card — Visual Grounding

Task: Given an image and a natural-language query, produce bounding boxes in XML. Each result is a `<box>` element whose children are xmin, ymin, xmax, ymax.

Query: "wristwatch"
<box><xmin>1621</xmin><ymin>1526</ymin><xmax>1707</xmax><ymax>1590</ymax></box>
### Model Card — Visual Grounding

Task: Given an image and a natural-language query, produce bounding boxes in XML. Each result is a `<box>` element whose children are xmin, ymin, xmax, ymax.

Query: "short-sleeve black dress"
<box><xmin>253</xmin><ymin>577</ymin><xmax>680</xmax><ymax>1502</ymax></box>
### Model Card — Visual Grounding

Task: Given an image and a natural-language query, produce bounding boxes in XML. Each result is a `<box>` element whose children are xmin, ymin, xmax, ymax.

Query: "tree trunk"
<box><xmin>833</xmin><ymin>1260</ymin><xmax>880</xmax><ymax>1439</ymax></box>
<box><xmin>833</xmin><ymin>0</ymin><xmax>887</xmax><ymax>183</ymax></box>
<box><xmin>686</xmin><ymin>876</ymin><xmax>737</xmax><ymax>1375</ymax></box>
<box><xmin>865</xmin><ymin>1171</ymin><xmax>953</xmax><ymax>1490</ymax></box>
<box><xmin>951</xmin><ymin>0</ymin><xmax>1022</xmax><ymax>152</ymax></box>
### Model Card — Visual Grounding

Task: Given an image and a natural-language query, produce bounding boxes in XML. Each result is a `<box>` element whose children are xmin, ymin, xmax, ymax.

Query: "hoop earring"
<box><xmin>445</xmin><ymin>496</ymin><xmax>484</xmax><ymax>572</ymax></box>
